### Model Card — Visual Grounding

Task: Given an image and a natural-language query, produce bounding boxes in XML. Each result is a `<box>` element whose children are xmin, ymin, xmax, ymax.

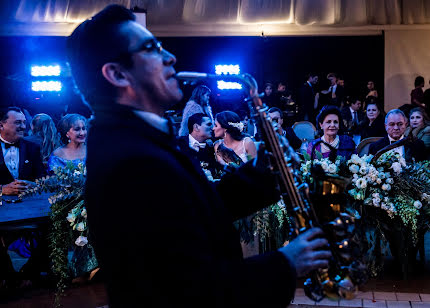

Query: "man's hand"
<box><xmin>279</xmin><ymin>228</ymin><xmax>331</xmax><ymax>277</ymax></box>
<box><xmin>2</xmin><ymin>180</ymin><xmax>31</xmax><ymax>195</ymax></box>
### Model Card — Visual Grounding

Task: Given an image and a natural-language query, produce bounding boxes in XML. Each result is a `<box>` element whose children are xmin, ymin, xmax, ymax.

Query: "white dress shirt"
<box><xmin>0</xmin><ymin>135</ymin><xmax>19</xmax><ymax>179</ymax></box>
<box><xmin>388</xmin><ymin>135</ymin><xmax>405</xmax><ymax>157</ymax></box>
<box><xmin>188</xmin><ymin>134</ymin><xmax>206</xmax><ymax>152</ymax></box>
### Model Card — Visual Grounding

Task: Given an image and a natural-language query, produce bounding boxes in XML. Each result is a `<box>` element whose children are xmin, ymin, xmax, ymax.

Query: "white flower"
<box><xmin>81</xmin><ymin>208</ymin><xmax>87</xmax><ymax>218</ymax></box>
<box><xmin>376</xmin><ymin>178</ymin><xmax>382</xmax><ymax>184</ymax></box>
<box><xmin>66</xmin><ymin>213</ymin><xmax>76</xmax><ymax>223</ymax></box>
<box><xmin>372</xmin><ymin>193</ymin><xmax>380</xmax><ymax>198</ymax></box>
<box><xmin>399</xmin><ymin>157</ymin><xmax>406</xmax><ymax>167</ymax></box>
<box><xmin>378</xmin><ymin>172</ymin><xmax>386</xmax><ymax>179</ymax></box>
<box><xmin>386</xmin><ymin>178</ymin><xmax>394</xmax><ymax>184</ymax></box>
<box><xmin>320</xmin><ymin>161</ymin><xmax>329</xmax><ymax>172</ymax></box>
<box><xmin>414</xmin><ymin>200</ymin><xmax>423</xmax><ymax>209</ymax></box>
<box><xmin>355</xmin><ymin>178</ymin><xmax>367</xmax><ymax>189</ymax></box>
<box><xmin>328</xmin><ymin>164</ymin><xmax>337</xmax><ymax>174</ymax></box>
<box><xmin>350</xmin><ymin>154</ymin><xmax>361</xmax><ymax>165</ymax></box>
<box><xmin>73</xmin><ymin>170</ymin><xmax>82</xmax><ymax>176</ymax></box>
<box><xmin>385</xmin><ymin>172</ymin><xmax>391</xmax><ymax>178</ymax></box>
<box><xmin>76</xmin><ymin>222</ymin><xmax>86</xmax><ymax>232</ymax></box>
<box><xmin>382</xmin><ymin>184</ymin><xmax>391</xmax><ymax>191</ymax></box>
<box><xmin>422</xmin><ymin>193</ymin><xmax>430</xmax><ymax>202</ymax></box>
<box><xmin>381</xmin><ymin>202</ymin><xmax>388</xmax><ymax>210</ymax></box>
<box><xmin>75</xmin><ymin>236</ymin><xmax>88</xmax><ymax>247</ymax></box>
<box><xmin>359</xmin><ymin>166</ymin><xmax>368</xmax><ymax>175</ymax></box>
<box><xmin>349</xmin><ymin>164</ymin><xmax>359</xmax><ymax>174</ymax></box>
<box><xmin>372</xmin><ymin>198</ymin><xmax>381</xmax><ymax>207</ymax></box>
<box><xmin>390</xmin><ymin>162</ymin><xmax>402</xmax><ymax>174</ymax></box>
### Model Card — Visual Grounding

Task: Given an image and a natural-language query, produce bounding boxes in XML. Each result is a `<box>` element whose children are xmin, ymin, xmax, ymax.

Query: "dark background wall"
<box><xmin>0</xmin><ymin>35</ymin><xmax>383</xmax><ymax>121</ymax></box>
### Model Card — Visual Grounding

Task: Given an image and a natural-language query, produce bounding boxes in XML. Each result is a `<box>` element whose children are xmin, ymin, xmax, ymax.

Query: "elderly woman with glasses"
<box><xmin>306</xmin><ymin>106</ymin><xmax>356</xmax><ymax>160</ymax></box>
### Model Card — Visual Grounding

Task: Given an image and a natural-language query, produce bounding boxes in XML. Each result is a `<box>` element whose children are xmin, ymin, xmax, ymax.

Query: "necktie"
<box><xmin>4</xmin><ymin>141</ymin><xmax>19</xmax><ymax>149</ymax></box>
<box><xmin>193</xmin><ymin>141</ymin><xmax>206</xmax><ymax>149</ymax></box>
<box><xmin>353</xmin><ymin>112</ymin><xmax>358</xmax><ymax>124</ymax></box>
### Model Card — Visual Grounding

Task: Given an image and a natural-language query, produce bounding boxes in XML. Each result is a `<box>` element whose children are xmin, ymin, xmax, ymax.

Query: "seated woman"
<box><xmin>307</xmin><ymin>106</ymin><xmax>356</xmax><ymax>160</ymax></box>
<box><xmin>47</xmin><ymin>114</ymin><xmax>87</xmax><ymax>172</ymax></box>
<box><xmin>213</xmin><ymin>111</ymin><xmax>257</xmax><ymax>166</ymax></box>
<box><xmin>405</xmin><ymin>107</ymin><xmax>430</xmax><ymax>159</ymax></box>
<box><xmin>25</xmin><ymin>113</ymin><xmax>61</xmax><ymax>167</ymax></box>
<box><xmin>359</xmin><ymin>100</ymin><xmax>386</xmax><ymax>140</ymax></box>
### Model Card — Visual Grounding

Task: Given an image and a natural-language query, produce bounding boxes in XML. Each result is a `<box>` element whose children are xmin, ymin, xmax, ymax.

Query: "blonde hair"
<box><xmin>30</xmin><ymin>113</ymin><xmax>61</xmax><ymax>163</ymax></box>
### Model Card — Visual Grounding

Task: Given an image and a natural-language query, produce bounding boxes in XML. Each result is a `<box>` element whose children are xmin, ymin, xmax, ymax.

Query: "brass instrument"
<box><xmin>175</xmin><ymin>72</ymin><xmax>367</xmax><ymax>301</ymax></box>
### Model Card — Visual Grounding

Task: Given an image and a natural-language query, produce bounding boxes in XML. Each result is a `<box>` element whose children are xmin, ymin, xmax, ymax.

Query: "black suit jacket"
<box><xmin>340</xmin><ymin>107</ymin><xmax>365</xmax><ymax>135</ymax></box>
<box><xmin>0</xmin><ymin>138</ymin><xmax>46</xmax><ymax>185</ymax></box>
<box><xmin>368</xmin><ymin>136</ymin><xmax>426</xmax><ymax>162</ymax></box>
<box><xmin>298</xmin><ymin>83</ymin><xmax>316</xmax><ymax>121</ymax></box>
<box><xmin>85</xmin><ymin>105</ymin><xmax>296</xmax><ymax>308</ymax></box>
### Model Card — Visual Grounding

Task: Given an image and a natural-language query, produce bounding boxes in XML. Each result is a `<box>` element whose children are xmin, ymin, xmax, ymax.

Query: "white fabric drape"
<box><xmin>4</xmin><ymin>0</ymin><xmax>430</xmax><ymax>36</ymax></box>
<box><xmin>384</xmin><ymin>29</ymin><xmax>430</xmax><ymax>112</ymax></box>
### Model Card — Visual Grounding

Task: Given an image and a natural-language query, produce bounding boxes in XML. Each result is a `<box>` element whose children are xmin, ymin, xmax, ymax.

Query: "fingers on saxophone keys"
<box><xmin>301</xmin><ymin>227</ymin><xmax>324</xmax><ymax>240</ymax></box>
<box><xmin>307</xmin><ymin>238</ymin><xmax>329</xmax><ymax>250</ymax></box>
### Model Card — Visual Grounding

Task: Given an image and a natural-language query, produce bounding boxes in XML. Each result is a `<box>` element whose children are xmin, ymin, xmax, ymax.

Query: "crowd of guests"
<box><xmin>0</xmin><ymin>107</ymin><xmax>95</xmax><ymax>290</ymax></box>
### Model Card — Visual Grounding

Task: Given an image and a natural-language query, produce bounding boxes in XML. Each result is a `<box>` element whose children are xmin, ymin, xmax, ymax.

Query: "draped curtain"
<box><xmin>2</xmin><ymin>0</ymin><xmax>430</xmax><ymax>36</ymax></box>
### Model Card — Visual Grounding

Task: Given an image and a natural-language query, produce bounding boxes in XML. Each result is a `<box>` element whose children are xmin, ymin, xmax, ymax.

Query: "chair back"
<box><xmin>292</xmin><ymin>121</ymin><xmax>317</xmax><ymax>142</ymax></box>
<box><xmin>356</xmin><ymin>137</ymin><xmax>384</xmax><ymax>156</ymax></box>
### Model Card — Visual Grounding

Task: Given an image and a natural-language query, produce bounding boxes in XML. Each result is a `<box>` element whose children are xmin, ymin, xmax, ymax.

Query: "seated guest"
<box><xmin>359</xmin><ymin>100</ymin><xmax>386</xmax><ymax>140</ymax></box>
<box><xmin>369</xmin><ymin>109</ymin><xmax>426</xmax><ymax>162</ymax></box>
<box><xmin>341</xmin><ymin>97</ymin><xmax>365</xmax><ymax>145</ymax></box>
<box><xmin>47</xmin><ymin>114</ymin><xmax>87</xmax><ymax>172</ymax></box>
<box><xmin>213</xmin><ymin>111</ymin><xmax>257</xmax><ymax>165</ymax></box>
<box><xmin>0</xmin><ymin>107</ymin><xmax>45</xmax><ymax>195</ymax></box>
<box><xmin>307</xmin><ymin>106</ymin><xmax>356</xmax><ymax>160</ymax></box>
<box><xmin>178</xmin><ymin>85</ymin><xmax>213</xmax><ymax>137</ymax></box>
<box><xmin>25</xmin><ymin>113</ymin><xmax>61</xmax><ymax>166</ymax></box>
<box><xmin>177</xmin><ymin>113</ymin><xmax>219</xmax><ymax>173</ymax></box>
<box><xmin>404</xmin><ymin>107</ymin><xmax>430</xmax><ymax>159</ymax></box>
<box><xmin>267</xmin><ymin>107</ymin><xmax>302</xmax><ymax>150</ymax></box>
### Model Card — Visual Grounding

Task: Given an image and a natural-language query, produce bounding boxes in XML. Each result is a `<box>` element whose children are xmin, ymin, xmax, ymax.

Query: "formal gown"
<box><xmin>47</xmin><ymin>154</ymin><xmax>98</xmax><ymax>278</ymax></box>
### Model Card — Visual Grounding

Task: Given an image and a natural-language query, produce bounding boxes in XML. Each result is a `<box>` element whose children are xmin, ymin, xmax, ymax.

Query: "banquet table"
<box><xmin>0</xmin><ymin>193</ymin><xmax>51</xmax><ymax>231</ymax></box>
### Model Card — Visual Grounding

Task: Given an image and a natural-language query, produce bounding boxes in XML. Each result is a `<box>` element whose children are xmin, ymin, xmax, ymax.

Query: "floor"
<box><xmin>1</xmin><ymin>233</ymin><xmax>429</xmax><ymax>308</ymax></box>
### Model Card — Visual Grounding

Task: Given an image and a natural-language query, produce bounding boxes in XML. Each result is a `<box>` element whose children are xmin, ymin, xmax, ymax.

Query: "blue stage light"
<box><xmin>215</xmin><ymin>64</ymin><xmax>240</xmax><ymax>75</ymax></box>
<box><xmin>31</xmin><ymin>81</ymin><xmax>62</xmax><ymax>92</ymax></box>
<box><xmin>31</xmin><ymin>65</ymin><xmax>61</xmax><ymax>77</ymax></box>
<box><xmin>217</xmin><ymin>80</ymin><xmax>242</xmax><ymax>90</ymax></box>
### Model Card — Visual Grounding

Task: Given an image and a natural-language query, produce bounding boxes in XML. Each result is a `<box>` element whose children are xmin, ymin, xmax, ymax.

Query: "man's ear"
<box><xmin>101</xmin><ymin>63</ymin><xmax>131</xmax><ymax>88</ymax></box>
<box><xmin>193</xmin><ymin>123</ymin><xmax>200</xmax><ymax>132</ymax></box>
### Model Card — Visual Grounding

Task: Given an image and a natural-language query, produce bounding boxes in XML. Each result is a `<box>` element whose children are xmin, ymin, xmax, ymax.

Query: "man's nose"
<box><xmin>162</xmin><ymin>49</ymin><xmax>176</xmax><ymax>66</ymax></box>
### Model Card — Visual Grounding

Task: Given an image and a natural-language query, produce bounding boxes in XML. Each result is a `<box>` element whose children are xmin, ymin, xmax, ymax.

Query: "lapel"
<box><xmin>18</xmin><ymin>139</ymin><xmax>27</xmax><ymax>176</ymax></box>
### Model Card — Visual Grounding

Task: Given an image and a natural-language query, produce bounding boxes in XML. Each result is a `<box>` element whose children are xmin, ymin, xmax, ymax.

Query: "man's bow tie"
<box><xmin>3</xmin><ymin>141</ymin><xmax>20</xmax><ymax>149</ymax></box>
<box><xmin>193</xmin><ymin>141</ymin><xmax>207</xmax><ymax>149</ymax></box>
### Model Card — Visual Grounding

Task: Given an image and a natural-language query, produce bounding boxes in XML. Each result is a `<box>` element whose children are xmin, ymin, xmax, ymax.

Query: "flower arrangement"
<box><xmin>21</xmin><ymin>162</ymin><xmax>89</xmax><ymax>307</ymax></box>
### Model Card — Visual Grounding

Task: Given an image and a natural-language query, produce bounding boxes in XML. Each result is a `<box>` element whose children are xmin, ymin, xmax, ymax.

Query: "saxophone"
<box><xmin>175</xmin><ymin>72</ymin><xmax>367</xmax><ymax>301</ymax></box>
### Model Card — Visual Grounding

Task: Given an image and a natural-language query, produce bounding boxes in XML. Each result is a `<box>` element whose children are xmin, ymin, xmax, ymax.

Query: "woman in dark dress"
<box><xmin>359</xmin><ymin>101</ymin><xmax>386</xmax><ymax>140</ymax></box>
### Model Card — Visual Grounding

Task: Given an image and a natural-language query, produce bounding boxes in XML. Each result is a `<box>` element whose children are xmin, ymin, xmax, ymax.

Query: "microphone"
<box><xmin>175</xmin><ymin>71</ymin><xmax>243</xmax><ymax>82</ymax></box>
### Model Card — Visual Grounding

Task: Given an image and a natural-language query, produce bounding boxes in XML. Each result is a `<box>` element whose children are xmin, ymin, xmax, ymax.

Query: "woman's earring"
<box><xmin>223</xmin><ymin>131</ymin><xmax>227</xmax><ymax>138</ymax></box>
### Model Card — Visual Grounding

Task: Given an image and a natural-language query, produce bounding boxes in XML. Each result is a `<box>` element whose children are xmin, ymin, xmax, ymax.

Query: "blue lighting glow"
<box><xmin>31</xmin><ymin>65</ymin><xmax>61</xmax><ymax>77</ymax></box>
<box><xmin>217</xmin><ymin>80</ymin><xmax>242</xmax><ymax>90</ymax></box>
<box><xmin>215</xmin><ymin>64</ymin><xmax>240</xmax><ymax>75</ymax></box>
<box><xmin>31</xmin><ymin>81</ymin><xmax>62</xmax><ymax>92</ymax></box>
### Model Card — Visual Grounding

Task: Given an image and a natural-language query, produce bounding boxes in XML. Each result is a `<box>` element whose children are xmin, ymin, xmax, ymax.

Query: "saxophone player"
<box><xmin>67</xmin><ymin>5</ymin><xmax>331</xmax><ymax>307</ymax></box>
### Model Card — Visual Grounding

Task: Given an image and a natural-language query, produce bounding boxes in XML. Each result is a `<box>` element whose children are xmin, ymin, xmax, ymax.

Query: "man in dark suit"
<box><xmin>177</xmin><ymin>113</ymin><xmax>220</xmax><ymax>175</ymax></box>
<box><xmin>340</xmin><ymin>97</ymin><xmax>365</xmax><ymax>143</ymax></box>
<box><xmin>369</xmin><ymin>109</ymin><xmax>426</xmax><ymax>162</ymax></box>
<box><xmin>268</xmin><ymin>107</ymin><xmax>302</xmax><ymax>151</ymax></box>
<box><xmin>0</xmin><ymin>107</ymin><xmax>45</xmax><ymax>195</ymax></box>
<box><xmin>298</xmin><ymin>73</ymin><xmax>319</xmax><ymax>122</ymax></box>
<box><xmin>67</xmin><ymin>5</ymin><xmax>330</xmax><ymax>308</ymax></box>
<box><xmin>321</xmin><ymin>73</ymin><xmax>345</xmax><ymax>108</ymax></box>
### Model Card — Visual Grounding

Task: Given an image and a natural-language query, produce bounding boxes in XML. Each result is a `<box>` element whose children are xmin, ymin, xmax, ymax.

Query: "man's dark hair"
<box><xmin>0</xmin><ymin>107</ymin><xmax>23</xmax><ymax>122</ymax></box>
<box><xmin>327</xmin><ymin>72</ymin><xmax>338</xmax><ymax>79</ymax></box>
<box><xmin>317</xmin><ymin>105</ymin><xmax>342</xmax><ymax>125</ymax></box>
<box><xmin>305</xmin><ymin>73</ymin><xmax>317</xmax><ymax>81</ymax></box>
<box><xmin>415</xmin><ymin>76</ymin><xmax>425</xmax><ymax>87</ymax></box>
<box><xmin>187</xmin><ymin>113</ymin><xmax>207</xmax><ymax>133</ymax></box>
<box><xmin>268</xmin><ymin>107</ymin><xmax>283</xmax><ymax>117</ymax></box>
<box><xmin>66</xmin><ymin>5</ymin><xmax>136</xmax><ymax>110</ymax></box>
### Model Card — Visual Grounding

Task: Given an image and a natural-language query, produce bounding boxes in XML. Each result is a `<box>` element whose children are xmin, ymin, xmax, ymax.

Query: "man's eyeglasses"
<box><xmin>129</xmin><ymin>38</ymin><xmax>163</xmax><ymax>54</ymax></box>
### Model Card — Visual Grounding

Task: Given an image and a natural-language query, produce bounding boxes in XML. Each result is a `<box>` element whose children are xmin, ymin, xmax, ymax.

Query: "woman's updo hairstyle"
<box><xmin>57</xmin><ymin>113</ymin><xmax>87</xmax><ymax>145</ymax></box>
<box><xmin>316</xmin><ymin>105</ymin><xmax>342</xmax><ymax>126</ymax></box>
<box><xmin>216</xmin><ymin>111</ymin><xmax>245</xmax><ymax>141</ymax></box>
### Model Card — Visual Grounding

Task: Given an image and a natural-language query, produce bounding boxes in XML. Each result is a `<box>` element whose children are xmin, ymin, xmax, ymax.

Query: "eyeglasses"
<box><xmin>129</xmin><ymin>38</ymin><xmax>163</xmax><ymax>54</ymax></box>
